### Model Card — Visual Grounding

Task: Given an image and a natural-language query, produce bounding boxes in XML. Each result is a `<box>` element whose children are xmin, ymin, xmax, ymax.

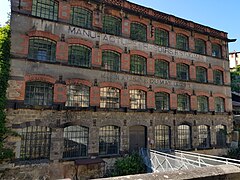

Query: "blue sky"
<box><xmin>1</xmin><ymin>0</ymin><xmax>239</xmax><ymax>52</ymax></box>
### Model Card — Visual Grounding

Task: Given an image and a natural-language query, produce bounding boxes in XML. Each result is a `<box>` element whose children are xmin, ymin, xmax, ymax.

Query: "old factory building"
<box><xmin>6</xmin><ymin>0</ymin><xmax>233</xmax><ymax>178</ymax></box>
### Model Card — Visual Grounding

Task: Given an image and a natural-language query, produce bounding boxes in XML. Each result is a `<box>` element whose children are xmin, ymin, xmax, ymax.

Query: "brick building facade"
<box><xmin>7</xmin><ymin>0</ymin><xmax>233</xmax><ymax>178</ymax></box>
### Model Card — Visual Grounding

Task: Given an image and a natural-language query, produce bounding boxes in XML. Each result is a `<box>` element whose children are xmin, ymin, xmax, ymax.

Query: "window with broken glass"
<box><xmin>100</xmin><ymin>87</ymin><xmax>120</xmax><ymax>108</ymax></box>
<box><xmin>130</xmin><ymin>55</ymin><xmax>146</xmax><ymax>75</ymax></box>
<box><xmin>214</xmin><ymin>97</ymin><xmax>225</xmax><ymax>112</ymax></box>
<box><xmin>177</xmin><ymin>125</ymin><xmax>191</xmax><ymax>150</ymax></box>
<box><xmin>197</xmin><ymin>96</ymin><xmax>208</xmax><ymax>112</ymax></box>
<box><xmin>130</xmin><ymin>22</ymin><xmax>147</xmax><ymax>42</ymax></box>
<box><xmin>176</xmin><ymin>34</ymin><xmax>188</xmax><ymax>51</ymax></box>
<box><xmin>155</xmin><ymin>125</ymin><xmax>171</xmax><ymax>150</ymax></box>
<box><xmin>68</xmin><ymin>45</ymin><xmax>91</xmax><ymax>67</ymax></box>
<box><xmin>198</xmin><ymin>125</ymin><xmax>210</xmax><ymax>148</ymax></box>
<box><xmin>155</xmin><ymin>60</ymin><xmax>169</xmax><ymax>79</ymax></box>
<box><xmin>213</xmin><ymin>70</ymin><xmax>223</xmax><ymax>85</ymax></box>
<box><xmin>70</xmin><ymin>7</ymin><xmax>92</xmax><ymax>28</ymax></box>
<box><xmin>155</xmin><ymin>28</ymin><xmax>169</xmax><ymax>47</ymax></box>
<box><xmin>212</xmin><ymin>43</ymin><xmax>221</xmax><ymax>58</ymax></box>
<box><xmin>102</xmin><ymin>50</ymin><xmax>120</xmax><ymax>71</ymax></box>
<box><xmin>196</xmin><ymin>66</ymin><xmax>207</xmax><ymax>83</ymax></box>
<box><xmin>103</xmin><ymin>15</ymin><xmax>121</xmax><ymax>36</ymax></box>
<box><xmin>177</xmin><ymin>94</ymin><xmax>190</xmax><ymax>111</ymax></box>
<box><xmin>177</xmin><ymin>63</ymin><xmax>189</xmax><ymax>81</ymax></box>
<box><xmin>216</xmin><ymin>125</ymin><xmax>227</xmax><ymax>147</ymax></box>
<box><xmin>130</xmin><ymin>90</ymin><xmax>146</xmax><ymax>109</ymax></box>
<box><xmin>195</xmin><ymin>39</ymin><xmax>206</xmax><ymax>54</ymax></box>
<box><xmin>155</xmin><ymin>92</ymin><xmax>169</xmax><ymax>111</ymax></box>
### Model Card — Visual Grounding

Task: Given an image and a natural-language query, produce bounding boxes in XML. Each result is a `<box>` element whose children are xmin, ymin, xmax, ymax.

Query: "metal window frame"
<box><xmin>68</xmin><ymin>45</ymin><xmax>91</xmax><ymax>67</ymax></box>
<box><xmin>155</xmin><ymin>60</ymin><xmax>169</xmax><ymax>79</ymax></box>
<box><xmin>213</xmin><ymin>70</ymin><xmax>223</xmax><ymax>85</ymax></box>
<box><xmin>103</xmin><ymin>15</ymin><xmax>122</xmax><ymax>36</ymax></box>
<box><xmin>176</xmin><ymin>34</ymin><xmax>188</xmax><ymax>50</ymax></box>
<box><xmin>130</xmin><ymin>22</ymin><xmax>147</xmax><ymax>42</ymax></box>
<box><xmin>197</xmin><ymin>96</ymin><xmax>209</xmax><ymax>112</ymax></box>
<box><xmin>100</xmin><ymin>87</ymin><xmax>120</xmax><ymax>108</ymax></box>
<box><xmin>215</xmin><ymin>125</ymin><xmax>227</xmax><ymax>147</ymax></box>
<box><xmin>177</xmin><ymin>63</ymin><xmax>189</xmax><ymax>80</ymax></box>
<box><xmin>196</xmin><ymin>66</ymin><xmax>207</xmax><ymax>83</ymax></box>
<box><xmin>130</xmin><ymin>55</ymin><xmax>147</xmax><ymax>75</ymax></box>
<box><xmin>195</xmin><ymin>39</ymin><xmax>206</xmax><ymax>54</ymax></box>
<box><xmin>212</xmin><ymin>43</ymin><xmax>222</xmax><ymax>58</ymax></box>
<box><xmin>155</xmin><ymin>125</ymin><xmax>171</xmax><ymax>150</ymax></box>
<box><xmin>129</xmin><ymin>89</ymin><xmax>146</xmax><ymax>109</ymax></box>
<box><xmin>155</xmin><ymin>92</ymin><xmax>170</xmax><ymax>111</ymax></box>
<box><xmin>177</xmin><ymin>125</ymin><xmax>191</xmax><ymax>150</ymax></box>
<box><xmin>102</xmin><ymin>50</ymin><xmax>121</xmax><ymax>71</ymax></box>
<box><xmin>198</xmin><ymin>125</ymin><xmax>211</xmax><ymax>148</ymax></box>
<box><xmin>214</xmin><ymin>97</ymin><xmax>225</xmax><ymax>112</ymax></box>
<box><xmin>70</xmin><ymin>7</ymin><xmax>92</xmax><ymax>28</ymax></box>
<box><xmin>155</xmin><ymin>28</ymin><xmax>169</xmax><ymax>46</ymax></box>
<box><xmin>177</xmin><ymin>94</ymin><xmax>190</xmax><ymax>111</ymax></box>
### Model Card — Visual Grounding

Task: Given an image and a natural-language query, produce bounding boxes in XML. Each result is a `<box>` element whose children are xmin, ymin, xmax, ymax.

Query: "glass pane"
<box><xmin>176</xmin><ymin>34</ymin><xmax>188</xmax><ymax>50</ymax></box>
<box><xmin>155</xmin><ymin>125</ymin><xmax>170</xmax><ymax>150</ymax></box>
<box><xmin>195</xmin><ymin>39</ymin><xmax>206</xmax><ymax>54</ymax></box>
<box><xmin>155</xmin><ymin>92</ymin><xmax>169</xmax><ymax>110</ymax></box>
<box><xmin>216</xmin><ymin>125</ymin><xmax>226</xmax><ymax>146</ymax></box>
<box><xmin>196</xmin><ymin>66</ymin><xmax>207</xmax><ymax>83</ymax></box>
<box><xmin>68</xmin><ymin>45</ymin><xmax>91</xmax><ymax>67</ymax></box>
<box><xmin>198</xmin><ymin>125</ymin><xmax>210</xmax><ymax>148</ymax></box>
<box><xmin>102</xmin><ymin>50</ymin><xmax>120</xmax><ymax>71</ymax></box>
<box><xmin>213</xmin><ymin>70</ymin><xmax>223</xmax><ymax>85</ymax></box>
<box><xmin>155</xmin><ymin>60</ymin><xmax>169</xmax><ymax>79</ymax></box>
<box><xmin>212</xmin><ymin>44</ymin><xmax>221</xmax><ymax>58</ymax></box>
<box><xmin>197</xmin><ymin>96</ymin><xmax>208</xmax><ymax>112</ymax></box>
<box><xmin>130</xmin><ymin>23</ymin><xmax>147</xmax><ymax>42</ymax></box>
<box><xmin>130</xmin><ymin>55</ymin><xmax>146</xmax><ymax>75</ymax></box>
<box><xmin>177</xmin><ymin>94</ymin><xmax>190</xmax><ymax>111</ymax></box>
<box><xmin>103</xmin><ymin>15</ymin><xmax>121</xmax><ymax>36</ymax></box>
<box><xmin>100</xmin><ymin>87</ymin><xmax>120</xmax><ymax>108</ymax></box>
<box><xmin>177</xmin><ymin>125</ymin><xmax>191</xmax><ymax>149</ymax></box>
<box><xmin>130</xmin><ymin>90</ymin><xmax>146</xmax><ymax>109</ymax></box>
<box><xmin>177</xmin><ymin>64</ymin><xmax>189</xmax><ymax>80</ymax></box>
<box><xmin>70</xmin><ymin>7</ymin><xmax>92</xmax><ymax>28</ymax></box>
<box><xmin>155</xmin><ymin>29</ymin><xmax>168</xmax><ymax>46</ymax></box>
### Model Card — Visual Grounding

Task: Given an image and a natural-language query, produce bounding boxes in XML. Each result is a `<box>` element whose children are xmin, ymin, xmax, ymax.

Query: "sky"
<box><xmin>0</xmin><ymin>0</ymin><xmax>239</xmax><ymax>52</ymax></box>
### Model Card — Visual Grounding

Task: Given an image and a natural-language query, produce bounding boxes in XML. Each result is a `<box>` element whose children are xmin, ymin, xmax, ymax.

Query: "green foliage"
<box><xmin>109</xmin><ymin>152</ymin><xmax>146</xmax><ymax>177</ymax></box>
<box><xmin>226</xmin><ymin>147</ymin><xmax>240</xmax><ymax>159</ymax></box>
<box><xmin>231</xmin><ymin>66</ymin><xmax>240</xmax><ymax>93</ymax></box>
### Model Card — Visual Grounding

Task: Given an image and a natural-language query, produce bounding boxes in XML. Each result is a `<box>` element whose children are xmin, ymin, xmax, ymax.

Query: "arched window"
<box><xmin>130</xmin><ymin>22</ymin><xmax>147</xmax><ymax>42</ymax></box>
<box><xmin>213</xmin><ymin>70</ymin><xmax>223</xmax><ymax>85</ymax></box>
<box><xmin>102</xmin><ymin>50</ymin><xmax>120</xmax><ymax>71</ymax></box>
<box><xmin>28</xmin><ymin>37</ymin><xmax>56</xmax><ymax>62</ymax></box>
<box><xmin>63</xmin><ymin>126</ymin><xmax>89</xmax><ymax>158</ymax></box>
<box><xmin>70</xmin><ymin>7</ymin><xmax>92</xmax><ymax>28</ymax></box>
<box><xmin>155</xmin><ymin>92</ymin><xmax>169</xmax><ymax>111</ymax></box>
<box><xmin>177</xmin><ymin>94</ymin><xmax>190</xmax><ymax>111</ymax></box>
<box><xmin>196</xmin><ymin>66</ymin><xmax>207</xmax><ymax>83</ymax></box>
<box><xmin>99</xmin><ymin>125</ymin><xmax>120</xmax><ymax>155</ymax></box>
<box><xmin>155</xmin><ymin>28</ymin><xmax>168</xmax><ymax>46</ymax></box>
<box><xmin>66</xmin><ymin>84</ymin><xmax>90</xmax><ymax>107</ymax></box>
<box><xmin>25</xmin><ymin>81</ymin><xmax>53</xmax><ymax>106</ymax></box>
<box><xmin>216</xmin><ymin>125</ymin><xmax>227</xmax><ymax>147</ymax></box>
<box><xmin>68</xmin><ymin>45</ymin><xmax>91</xmax><ymax>67</ymax></box>
<box><xmin>103</xmin><ymin>15</ymin><xmax>121</xmax><ymax>36</ymax></box>
<box><xmin>195</xmin><ymin>39</ymin><xmax>206</xmax><ymax>54</ymax></box>
<box><xmin>177</xmin><ymin>63</ymin><xmax>189</xmax><ymax>80</ymax></box>
<box><xmin>130</xmin><ymin>55</ymin><xmax>146</xmax><ymax>75</ymax></box>
<box><xmin>197</xmin><ymin>96</ymin><xmax>209</xmax><ymax>112</ymax></box>
<box><xmin>212</xmin><ymin>43</ymin><xmax>221</xmax><ymax>58</ymax></box>
<box><xmin>198</xmin><ymin>125</ymin><xmax>210</xmax><ymax>148</ymax></box>
<box><xmin>20</xmin><ymin>126</ymin><xmax>51</xmax><ymax>160</ymax></box>
<box><xmin>130</xmin><ymin>90</ymin><xmax>146</xmax><ymax>109</ymax></box>
<box><xmin>176</xmin><ymin>34</ymin><xmax>188</xmax><ymax>51</ymax></box>
<box><xmin>215</xmin><ymin>97</ymin><xmax>225</xmax><ymax>112</ymax></box>
<box><xmin>177</xmin><ymin>125</ymin><xmax>191</xmax><ymax>149</ymax></box>
<box><xmin>155</xmin><ymin>60</ymin><xmax>169</xmax><ymax>79</ymax></box>
<box><xmin>32</xmin><ymin>0</ymin><xmax>58</xmax><ymax>21</ymax></box>
<box><xmin>100</xmin><ymin>87</ymin><xmax>120</xmax><ymax>108</ymax></box>
<box><xmin>155</xmin><ymin>125</ymin><xmax>171</xmax><ymax>150</ymax></box>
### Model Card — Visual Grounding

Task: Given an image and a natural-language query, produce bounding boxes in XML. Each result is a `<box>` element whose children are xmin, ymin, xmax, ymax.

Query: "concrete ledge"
<box><xmin>97</xmin><ymin>165</ymin><xmax>240</xmax><ymax>180</ymax></box>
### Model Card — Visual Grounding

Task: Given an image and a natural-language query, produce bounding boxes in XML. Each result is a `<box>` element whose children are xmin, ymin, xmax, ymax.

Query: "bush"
<box><xmin>226</xmin><ymin>147</ymin><xmax>240</xmax><ymax>159</ymax></box>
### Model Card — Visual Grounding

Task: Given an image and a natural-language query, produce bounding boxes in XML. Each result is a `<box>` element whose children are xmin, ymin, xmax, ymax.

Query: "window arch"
<box><xmin>68</xmin><ymin>45</ymin><xmax>91</xmax><ymax>67</ymax></box>
<box><xmin>155</xmin><ymin>92</ymin><xmax>169</xmax><ymax>111</ymax></box>
<box><xmin>102</xmin><ymin>50</ymin><xmax>120</xmax><ymax>71</ymax></box>
<box><xmin>24</xmin><ymin>81</ymin><xmax>53</xmax><ymax>106</ymax></box>
<box><xmin>195</xmin><ymin>39</ymin><xmax>206</xmax><ymax>54</ymax></box>
<box><xmin>103</xmin><ymin>15</ymin><xmax>121</xmax><ymax>36</ymax></box>
<box><xmin>177</xmin><ymin>94</ymin><xmax>190</xmax><ymax>111</ymax></box>
<box><xmin>216</xmin><ymin>125</ymin><xmax>227</xmax><ymax>147</ymax></box>
<box><xmin>28</xmin><ymin>37</ymin><xmax>56</xmax><ymax>62</ymax></box>
<box><xmin>63</xmin><ymin>126</ymin><xmax>89</xmax><ymax>158</ymax></box>
<box><xmin>99</xmin><ymin>125</ymin><xmax>120</xmax><ymax>155</ymax></box>
<box><xmin>130</xmin><ymin>55</ymin><xmax>146</xmax><ymax>75</ymax></box>
<box><xmin>197</xmin><ymin>96</ymin><xmax>209</xmax><ymax>112</ymax></box>
<box><xmin>198</xmin><ymin>125</ymin><xmax>210</xmax><ymax>148</ymax></box>
<box><xmin>215</xmin><ymin>97</ymin><xmax>225</xmax><ymax>112</ymax></box>
<box><xmin>155</xmin><ymin>60</ymin><xmax>169</xmax><ymax>79</ymax></box>
<box><xmin>100</xmin><ymin>87</ymin><xmax>120</xmax><ymax>108</ymax></box>
<box><xmin>70</xmin><ymin>7</ymin><xmax>92</xmax><ymax>28</ymax></box>
<box><xmin>212</xmin><ymin>43</ymin><xmax>222</xmax><ymax>58</ymax></box>
<box><xmin>20</xmin><ymin>126</ymin><xmax>51</xmax><ymax>160</ymax></box>
<box><xmin>177</xmin><ymin>125</ymin><xmax>191</xmax><ymax>149</ymax></box>
<box><xmin>177</xmin><ymin>63</ymin><xmax>189</xmax><ymax>80</ymax></box>
<box><xmin>130</xmin><ymin>22</ymin><xmax>147</xmax><ymax>42</ymax></box>
<box><xmin>155</xmin><ymin>125</ymin><xmax>171</xmax><ymax>150</ymax></box>
<box><xmin>213</xmin><ymin>69</ymin><xmax>223</xmax><ymax>85</ymax></box>
<box><xmin>155</xmin><ymin>28</ymin><xmax>169</xmax><ymax>46</ymax></box>
<box><xmin>176</xmin><ymin>34</ymin><xmax>188</xmax><ymax>51</ymax></box>
<box><xmin>32</xmin><ymin>0</ymin><xmax>58</xmax><ymax>21</ymax></box>
<box><xmin>196</xmin><ymin>66</ymin><xmax>207</xmax><ymax>83</ymax></box>
<box><xmin>130</xmin><ymin>90</ymin><xmax>146</xmax><ymax>109</ymax></box>
<box><xmin>66</xmin><ymin>84</ymin><xmax>90</xmax><ymax>107</ymax></box>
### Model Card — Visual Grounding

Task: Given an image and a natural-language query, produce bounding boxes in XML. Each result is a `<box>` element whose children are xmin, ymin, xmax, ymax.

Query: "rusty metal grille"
<box><xmin>63</xmin><ymin>126</ymin><xmax>89</xmax><ymax>158</ymax></box>
<box><xmin>155</xmin><ymin>60</ymin><xmax>169</xmax><ymax>79</ymax></box>
<box><xmin>155</xmin><ymin>28</ymin><xmax>169</xmax><ymax>47</ymax></box>
<box><xmin>130</xmin><ymin>55</ymin><xmax>146</xmax><ymax>75</ymax></box>
<box><xmin>32</xmin><ymin>0</ymin><xmax>58</xmax><ymax>21</ymax></box>
<box><xmin>155</xmin><ymin>125</ymin><xmax>171</xmax><ymax>150</ymax></box>
<box><xmin>100</xmin><ymin>87</ymin><xmax>120</xmax><ymax>108</ymax></box>
<box><xmin>20</xmin><ymin>126</ymin><xmax>51</xmax><ymax>160</ymax></box>
<box><xmin>68</xmin><ymin>45</ymin><xmax>91</xmax><ymax>67</ymax></box>
<box><xmin>102</xmin><ymin>50</ymin><xmax>120</xmax><ymax>71</ymax></box>
<box><xmin>130</xmin><ymin>90</ymin><xmax>146</xmax><ymax>109</ymax></box>
<box><xmin>130</xmin><ymin>22</ymin><xmax>147</xmax><ymax>42</ymax></box>
<box><xmin>70</xmin><ymin>7</ymin><xmax>92</xmax><ymax>28</ymax></box>
<box><xmin>103</xmin><ymin>15</ymin><xmax>121</xmax><ymax>36</ymax></box>
<box><xmin>176</xmin><ymin>34</ymin><xmax>188</xmax><ymax>51</ymax></box>
<box><xmin>198</xmin><ymin>125</ymin><xmax>210</xmax><ymax>148</ymax></box>
<box><xmin>177</xmin><ymin>125</ymin><xmax>191</xmax><ymax>150</ymax></box>
<box><xmin>99</xmin><ymin>126</ymin><xmax>120</xmax><ymax>155</ymax></box>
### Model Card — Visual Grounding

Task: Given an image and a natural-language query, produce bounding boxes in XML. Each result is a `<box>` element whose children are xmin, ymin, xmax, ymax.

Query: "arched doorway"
<box><xmin>129</xmin><ymin>125</ymin><xmax>147</xmax><ymax>152</ymax></box>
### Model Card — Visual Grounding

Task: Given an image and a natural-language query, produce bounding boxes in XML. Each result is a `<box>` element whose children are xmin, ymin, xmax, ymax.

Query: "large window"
<box><xmin>103</xmin><ymin>15</ymin><xmax>121</xmax><ymax>36</ymax></box>
<box><xmin>130</xmin><ymin>22</ymin><xmax>147</xmax><ymax>42</ymax></box>
<box><xmin>102</xmin><ymin>50</ymin><xmax>120</xmax><ymax>71</ymax></box>
<box><xmin>68</xmin><ymin>45</ymin><xmax>91</xmax><ymax>67</ymax></box>
<box><xmin>32</xmin><ymin>0</ymin><xmax>58</xmax><ymax>21</ymax></box>
<box><xmin>155</xmin><ymin>60</ymin><xmax>169</xmax><ymax>79</ymax></box>
<box><xmin>155</xmin><ymin>92</ymin><xmax>169</xmax><ymax>111</ymax></box>
<box><xmin>130</xmin><ymin>55</ymin><xmax>146</xmax><ymax>75</ymax></box>
<box><xmin>99</xmin><ymin>126</ymin><xmax>120</xmax><ymax>155</ymax></box>
<box><xmin>28</xmin><ymin>37</ymin><xmax>56</xmax><ymax>62</ymax></box>
<box><xmin>177</xmin><ymin>125</ymin><xmax>191</xmax><ymax>149</ymax></box>
<box><xmin>213</xmin><ymin>70</ymin><xmax>223</xmax><ymax>85</ymax></box>
<box><xmin>100</xmin><ymin>87</ymin><xmax>120</xmax><ymax>108</ymax></box>
<box><xmin>130</xmin><ymin>90</ymin><xmax>146</xmax><ymax>109</ymax></box>
<box><xmin>177</xmin><ymin>63</ymin><xmax>189</xmax><ymax>80</ymax></box>
<box><xmin>155</xmin><ymin>28</ymin><xmax>168</xmax><ymax>47</ymax></box>
<box><xmin>212</xmin><ymin>44</ymin><xmax>221</xmax><ymax>58</ymax></box>
<box><xmin>66</xmin><ymin>84</ymin><xmax>90</xmax><ymax>107</ymax></box>
<box><xmin>177</xmin><ymin>94</ymin><xmax>190</xmax><ymax>111</ymax></box>
<box><xmin>70</xmin><ymin>7</ymin><xmax>92</xmax><ymax>28</ymax></box>
<box><xmin>216</xmin><ymin>125</ymin><xmax>227</xmax><ymax>147</ymax></box>
<box><xmin>20</xmin><ymin>126</ymin><xmax>51</xmax><ymax>160</ymax></box>
<box><xmin>155</xmin><ymin>125</ymin><xmax>171</xmax><ymax>150</ymax></box>
<box><xmin>215</xmin><ymin>97</ymin><xmax>225</xmax><ymax>112</ymax></box>
<box><xmin>195</xmin><ymin>39</ymin><xmax>206</xmax><ymax>54</ymax></box>
<box><xmin>25</xmin><ymin>82</ymin><xmax>53</xmax><ymax>106</ymax></box>
<box><xmin>198</xmin><ymin>125</ymin><xmax>210</xmax><ymax>148</ymax></box>
<box><xmin>63</xmin><ymin>126</ymin><xmax>89</xmax><ymax>158</ymax></box>
<box><xmin>176</xmin><ymin>34</ymin><xmax>188</xmax><ymax>51</ymax></box>
<box><xmin>196</xmin><ymin>66</ymin><xmax>207</xmax><ymax>83</ymax></box>
<box><xmin>197</xmin><ymin>96</ymin><xmax>208</xmax><ymax>112</ymax></box>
